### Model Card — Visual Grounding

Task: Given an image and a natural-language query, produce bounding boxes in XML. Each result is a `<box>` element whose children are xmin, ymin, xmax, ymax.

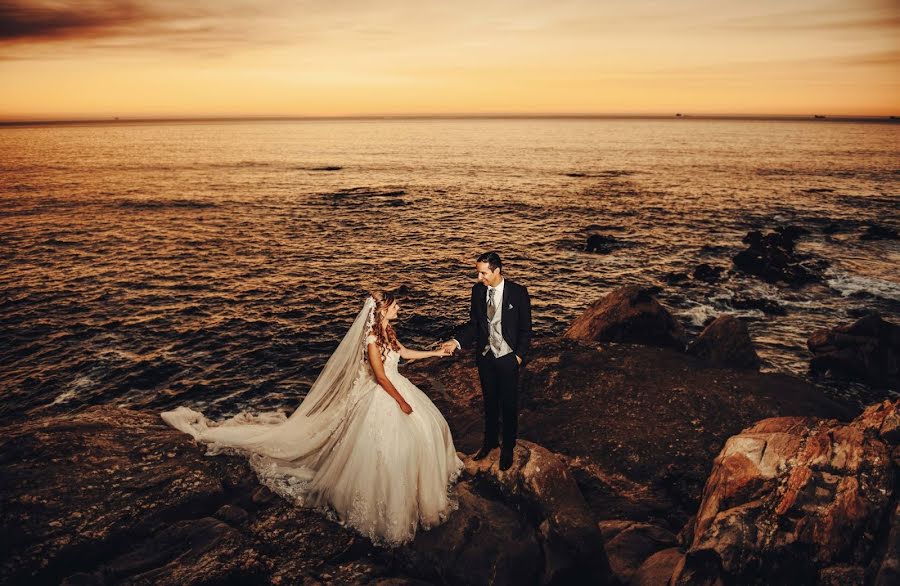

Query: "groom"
<box><xmin>442</xmin><ymin>252</ymin><xmax>532</xmax><ymax>471</ymax></box>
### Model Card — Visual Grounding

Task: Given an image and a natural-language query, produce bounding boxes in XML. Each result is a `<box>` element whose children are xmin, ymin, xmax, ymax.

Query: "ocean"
<box><xmin>1</xmin><ymin>118</ymin><xmax>898</xmax><ymax>423</ymax></box>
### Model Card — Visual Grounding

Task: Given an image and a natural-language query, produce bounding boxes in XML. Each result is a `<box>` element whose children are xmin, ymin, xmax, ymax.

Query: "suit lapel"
<box><xmin>477</xmin><ymin>283</ymin><xmax>488</xmax><ymax>323</ymax></box>
<box><xmin>501</xmin><ymin>280</ymin><xmax>512</xmax><ymax>338</ymax></box>
<box><xmin>501</xmin><ymin>280</ymin><xmax>511</xmax><ymax>316</ymax></box>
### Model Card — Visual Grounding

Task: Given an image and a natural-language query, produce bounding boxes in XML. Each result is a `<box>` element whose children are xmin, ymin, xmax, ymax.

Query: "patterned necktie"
<box><xmin>487</xmin><ymin>287</ymin><xmax>496</xmax><ymax>320</ymax></box>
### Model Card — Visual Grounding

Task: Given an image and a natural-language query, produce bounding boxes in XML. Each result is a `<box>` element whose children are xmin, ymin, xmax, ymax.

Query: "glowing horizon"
<box><xmin>1</xmin><ymin>0</ymin><xmax>898</xmax><ymax>120</ymax></box>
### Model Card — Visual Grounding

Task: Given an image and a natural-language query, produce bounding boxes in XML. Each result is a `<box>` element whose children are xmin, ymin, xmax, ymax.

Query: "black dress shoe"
<box><xmin>499</xmin><ymin>449</ymin><xmax>514</xmax><ymax>470</ymax></box>
<box><xmin>473</xmin><ymin>446</ymin><xmax>497</xmax><ymax>461</ymax></box>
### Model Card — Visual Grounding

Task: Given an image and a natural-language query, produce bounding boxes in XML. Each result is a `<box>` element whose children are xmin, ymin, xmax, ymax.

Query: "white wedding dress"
<box><xmin>161</xmin><ymin>297</ymin><xmax>463</xmax><ymax>546</ymax></box>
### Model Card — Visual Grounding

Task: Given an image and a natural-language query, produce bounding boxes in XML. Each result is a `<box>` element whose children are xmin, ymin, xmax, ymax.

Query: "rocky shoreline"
<box><xmin>2</xmin><ymin>287</ymin><xmax>897</xmax><ymax>585</ymax></box>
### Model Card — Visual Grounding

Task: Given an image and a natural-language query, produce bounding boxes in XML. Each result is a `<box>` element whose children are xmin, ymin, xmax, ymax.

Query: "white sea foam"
<box><xmin>682</xmin><ymin>304</ymin><xmax>720</xmax><ymax>327</ymax></box>
<box><xmin>51</xmin><ymin>390</ymin><xmax>78</xmax><ymax>405</ymax></box>
<box><xmin>826</xmin><ymin>271</ymin><xmax>900</xmax><ymax>302</ymax></box>
<box><xmin>52</xmin><ymin>376</ymin><xmax>94</xmax><ymax>405</ymax></box>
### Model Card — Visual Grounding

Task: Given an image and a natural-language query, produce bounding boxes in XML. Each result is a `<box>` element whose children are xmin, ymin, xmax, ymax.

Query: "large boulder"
<box><xmin>598</xmin><ymin>520</ymin><xmax>677</xmax><ymax>584</ymax></box>
<box><xmin>463</xmin><ymin>440</ymin><xmax>613</xmax><ymax>585</ymax></box>
<box><xmin>61</xmin><ymin>516</ymin><xmax>268</xmax><ymax>585</ymax></box>
<box><xmin>672</xmin><ymin>400</ymin><xmax>900</xmax><ymax>585</ymax></box>
<box><xmin>686</xmin><ymin>314</ymin><xmax>761</xmax><ymax>370</ymax></box>
<box><xmin>808</xmin><ymin>313</ymin><xmax>900</xmax><ymax>389</ymax></box>
<box><xmin>875</xmin><ymin>501</ymin><xmax>900</xmax><ymax>585</ymax></box>
<box><xmin>564</xmin><ymin>285</ymin><xmax>688</xmax><ymax>349</ymax></box>
<box><xmin>400</xmin><ymin>482</ymin><xmax>543</xmax><ymax>586</ymax></box>
<box><xmin>631</xmin><ymin>547</ymin><xmax>685</xmax><ymax>586</ymax></box>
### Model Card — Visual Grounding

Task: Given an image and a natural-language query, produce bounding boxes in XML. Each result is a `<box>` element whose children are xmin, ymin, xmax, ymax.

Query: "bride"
<box><xmin>161</xmin><ymin>291</ymin><xmax>463</xmax><ymax>546</ymax></box>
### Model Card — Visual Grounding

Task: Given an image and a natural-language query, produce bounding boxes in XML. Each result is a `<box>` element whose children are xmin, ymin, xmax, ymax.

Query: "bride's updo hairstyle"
<box><xmin>370</xmin><ymin>290</ymin><xmax>401</xmax><ymax>356</ymax></box>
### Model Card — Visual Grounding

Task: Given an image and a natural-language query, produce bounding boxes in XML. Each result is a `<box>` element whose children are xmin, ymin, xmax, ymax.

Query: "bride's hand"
<box><xmin>398</xmin><ymin>400</ymin><xmax>413</xmax><ymax>415</ymax></box>
<box><xmin>432</xmin><ymin>349</ymin><xmax>451</xmax><ymax>358</ymax></box>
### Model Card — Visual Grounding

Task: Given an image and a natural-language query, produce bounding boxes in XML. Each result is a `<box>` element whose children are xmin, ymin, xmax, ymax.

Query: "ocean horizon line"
<box><xmin>1</xmin><ymin>112</ymin><xmax>898</xmax><ymax>128</ymax></box>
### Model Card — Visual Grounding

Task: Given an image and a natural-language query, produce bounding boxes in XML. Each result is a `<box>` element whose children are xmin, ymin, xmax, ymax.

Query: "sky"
<box><xmin>0</xmin><ymin>0</ymin><xmax>898</xmax><ymax>120</ymax></box>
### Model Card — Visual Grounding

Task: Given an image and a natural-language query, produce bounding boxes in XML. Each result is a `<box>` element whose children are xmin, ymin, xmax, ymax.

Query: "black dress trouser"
<box><xmin>476</xmin><ymin>351</ymin><xmax>520</xmax><ymax>451</ymax></box>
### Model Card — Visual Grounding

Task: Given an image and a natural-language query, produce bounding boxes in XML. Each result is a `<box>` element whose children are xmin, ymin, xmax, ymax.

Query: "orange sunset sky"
<box><xmin>0</xmin><ymin>0</ymin><xmax>898</xmax><ymax>120</ymax></box>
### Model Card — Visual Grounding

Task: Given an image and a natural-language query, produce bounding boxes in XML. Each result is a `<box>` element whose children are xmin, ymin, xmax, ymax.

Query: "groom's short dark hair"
<box><xmin>477</xmin><ymin>251</ymin><xmax>502</xmax><ymax>273</ymax></box>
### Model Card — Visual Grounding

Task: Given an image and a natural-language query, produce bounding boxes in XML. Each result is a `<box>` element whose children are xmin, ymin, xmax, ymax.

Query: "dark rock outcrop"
<box><xmin>808</xmin><ymin>313</ymin><xmax>900</xmax><ymax>389</ymax></box>
<box><xmin>400</xmin><ymin>482</ymin><xmax>543</xmax><ymax>585</ymax></box>
<box><xmin>686</xmin><ymin>314</ymin><xmax>761</xmax><ymax>370</ymax></box>
<box><xmin>672</xmin><ymin>400</ymin><xmax>900</xmax><ymax>585</ymax></box>
<box><xmin>407</xmin><ymin>337</ymin><xmax>855</xmax><ymax>531</ymax></box>
<box><xmin>463</xmin><ymin>441</ymin><xmax>613</xmax><ymax>584</ymax></box>
<box><xmin>564</xmin><ymin>285</ymin><xmax>688</xmax><ymax>349</ymax></box>
<box><xmin>732</xmin><ymin>226</ymin><xmax>828</xmax><ymax>285</ymax></box>
<box><xmin>4</xmin><ymin>300</ymin><xmax>881</xmax><ymax>586</ymax></box>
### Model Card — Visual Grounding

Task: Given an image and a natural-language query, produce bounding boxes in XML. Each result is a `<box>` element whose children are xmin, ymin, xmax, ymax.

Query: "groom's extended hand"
<box><xmin>440</xmin><ymin>340</ymin><xmax>458</xmax><ymax>355</ymax></box>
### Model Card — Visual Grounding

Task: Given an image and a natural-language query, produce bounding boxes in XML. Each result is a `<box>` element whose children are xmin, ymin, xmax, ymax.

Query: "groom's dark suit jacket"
<box><xmin>455</xmin><ymin>279</ymin><xmax>533</xmax><ymax>364</ymax></box>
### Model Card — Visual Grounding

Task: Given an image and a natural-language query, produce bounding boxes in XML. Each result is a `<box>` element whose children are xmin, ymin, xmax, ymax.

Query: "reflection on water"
<box><xmin>1</xmin><ymin>119</ymin><xmax>898</xmax><ymax>422</ymax></box>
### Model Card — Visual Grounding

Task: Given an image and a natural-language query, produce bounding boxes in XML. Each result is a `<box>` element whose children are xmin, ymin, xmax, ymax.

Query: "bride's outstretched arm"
<box><xmin>398</xmin><ymin>342</ymin><xmax>449</xmax><ymax>361</ymax></box>
<box><xmin>367</xmin><ymin>342</ymin><xmax>413</xmax><ymax>414</ymax></box>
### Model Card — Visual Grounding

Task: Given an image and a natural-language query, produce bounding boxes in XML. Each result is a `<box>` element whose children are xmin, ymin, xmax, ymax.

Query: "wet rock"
<box><xmin>730</xmin><ymin>293</ymin><xmax>786</xmax><ymax>316</ymax></box>
<box><xmin>673</xmin><ymin>400</ymin><xmax>899</xmax><ymax>585</ymax></box>
<box><xmin>631</xmin><ymin>547</ymin><xmax>684</xmax><ymax>586</ymax></box>
<box><xmin>686</xmin><ymin>315</ymin><xmax>760</xmax><ymax>370</ymax></box>
<box><xmin>861</xmin><ymin>223</ymin><xmax>899</xmax><ymax>241</ymax></box>
<box><xmin>808</xmin><ymin>312</ymin><xmax>900</xmax><ymax>389</ymax></box>
<box><xmin>598</xmin><ymin>520</ymin><xmax>677</xmax><ymax>584</ymax></box>
<box><xmin>0</xmin><ymin>407</ymin><xmax>235</xmax><ymax>584</ymax></box>
<box><xmin>564</xmin><ymin>285</ymin><xmax>688</xmax><ymax>349</ymax></box>
<box><xmin>463</xmin><ymin>441</ymin><xmax>613</xmax><ymax>584</ymax></box>
<box><xmin>62</xmin><ymin>517</ymin><xmax>268</xmax><ymax>585</ymax></box>
<box><xmin>691</xmin><ymin>263</ymin><xmax>724</xmax><ymax>283</ymax></box>
<box><xmin>663</xmin><ymin>271</ymin><xmax>689</xmax><ymax>285</ymax></box>
<box><xmin>585</xmin><ymin>233</ymin><xmax>619</xmax><ymax>253</ymax></box>
<box><xmin>732</xmin><ymin>226</ymin><xmax>827</xmax><ymax>285</ymax></box>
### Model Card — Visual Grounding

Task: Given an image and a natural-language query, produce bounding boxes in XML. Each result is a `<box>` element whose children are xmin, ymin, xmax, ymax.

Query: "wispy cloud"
<box><xmin>0</xmin><ymin>0</ymin><xmax>283</xmax><ymax>56</ymax></box>
<box><xmin>719</xmin><ymin>4</ymin><xmax>900</xmax><ymax>32</ymax></box>
<box><xmin>838</xmin><ymin>48</ymin><xmax>900</xmax><ymax>65</ymax></box>
<box><xmin>0</xmin><ymin>1</ymin><xmax>179</xmax><ymax>43</ymax></box>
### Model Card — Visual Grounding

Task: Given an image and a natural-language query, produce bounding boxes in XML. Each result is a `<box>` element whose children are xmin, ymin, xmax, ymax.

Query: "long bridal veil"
<box><xmin>160</xmin><ymin>296</ymin><xmax>377</xmax><ymax>500</ymax></box>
